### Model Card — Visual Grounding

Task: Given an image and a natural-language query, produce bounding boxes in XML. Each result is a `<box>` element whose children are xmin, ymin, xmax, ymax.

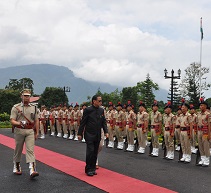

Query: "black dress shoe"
<box><xmin>86</xmin><ymin>172</ymin><xmax>94</xmax><ymax>176</ymax></box>
<box><xmin>92</xmin><ymin>171</ymin><xmax>97</xmax><ymax>175</ymax></box>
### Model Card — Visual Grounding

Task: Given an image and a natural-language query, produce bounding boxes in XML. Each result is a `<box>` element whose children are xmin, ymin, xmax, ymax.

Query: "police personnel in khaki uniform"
<box><xmin>136</xmin><ymin>101</ymin><xmax>149</xmax><ymax>154</ymax></box>
<box><xmin>175</xmin><ymin>106</ymin><xmax>182</xmax><ymax>151</ymax></box>
<box><xmin>189</xmin><ymin>104</ymin><xmax>198</xmax><ymax>154</ymax></box>
<box><xmin>68</xmin><ymin>104</ymin><xmax>75</xmax><ymax>139</ymax></box>
<box><xmin>150</xmin><ymin>100</ymin><xmax>162</xmax><ymax>157</ymax></box>
<box><xmin>56</xmin><ymin>105</ymin><xmax>63</xmax><ymax>137</ymax></box>
<box><xmin>50</xmin><ymin>106</ymin><xmax>56</xmax><ymax>136</ymax></box>
<box><xmin>39</xmin><ymin>105</ymin><xmax>47</xmax><ymax>139</ymax></box>
<box><xmin>196</xmin><ymin>98</ymin><xmax>211</xmax><ymax>166</ymax></box>
<box><xmin>73</xmin><ymin>103</ymin><xmax>81</xmax><ymax>141</ymax></box>
<box><xmin>62</xmin><ymin>105</ymin><xmax>69</xmax><ymax>139</ymax></box>
<box><xmin>126</xmin><ymin>101</ymin><xmax>137</xmax><ymax>152</ymax></box>
<box><xmin>115</xmin><ymin>102</ymin><xmax>126</xmax><ymax>150</ymax></box>
<box><xmin>10</xmin><ymin>89</ymin><xmax>39</xmax><ymax>178</ymax></box>
<box><xmin>106</xmin><ymin>102</ymin><xmax>115</xmax><ymax>148</ymax></box>
<box><xmin>163</xmin><ymin>102</ymin><xmax>175</xmax><ymax>160</ymax></box>
<box><xmin>179</xmin><ymin>100</ymin><xmax>192</xmax><ymax>163</ymax></box>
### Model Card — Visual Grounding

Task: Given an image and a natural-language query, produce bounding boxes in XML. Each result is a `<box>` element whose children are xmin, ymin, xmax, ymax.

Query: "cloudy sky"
<box><xmin>0</xmin><ymin>0</ymin><xmax>211</xmax><ymax>97</ymax></box>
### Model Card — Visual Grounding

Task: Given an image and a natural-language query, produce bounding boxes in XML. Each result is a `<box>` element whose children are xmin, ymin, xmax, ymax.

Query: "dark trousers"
<box><xmin>85</xmin><ymin>140</ymin><xmax>100</xmax><ymax>173</ymax></box>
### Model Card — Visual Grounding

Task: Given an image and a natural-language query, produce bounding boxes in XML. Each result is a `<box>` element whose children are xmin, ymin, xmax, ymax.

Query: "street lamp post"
<box><xmin>164</xmin><ymin>69</ymin><xmax>181</xmax><ymax>108</ymax></box>
<box><xmin>63</xmin><ymin>86</ymin><xmax>70</xmax><ymax>105</ymax></box>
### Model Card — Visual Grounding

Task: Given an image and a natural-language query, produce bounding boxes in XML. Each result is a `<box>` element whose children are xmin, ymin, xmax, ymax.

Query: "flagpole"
<box><xmin>199</xmin><ymin>17</ymin><xmax>203</xmax><ymax>98</ymax></box>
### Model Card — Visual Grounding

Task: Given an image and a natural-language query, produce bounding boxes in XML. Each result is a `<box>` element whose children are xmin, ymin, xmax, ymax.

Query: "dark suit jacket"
<box><xmin>78</xmin><ymin>105</ymin><xmax>108</xmax><ymax>142</ymax></box>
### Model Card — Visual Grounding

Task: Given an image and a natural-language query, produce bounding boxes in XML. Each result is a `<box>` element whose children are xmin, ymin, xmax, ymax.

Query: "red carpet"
<box><xmin>0</xmin><ymin>134</ymin><xmax>177</xmax><ymax>193</ymax></box>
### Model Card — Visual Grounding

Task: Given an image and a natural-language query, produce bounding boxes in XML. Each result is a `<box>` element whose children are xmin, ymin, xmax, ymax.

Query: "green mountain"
<box><xmin>0</xmin><ymin>64</ymin><xmax>122</xmax><ymax>103</ymax></box>
<box><xmin>0</xmin><ymin>64</ymin><xmax>167</xmax><ymax>103</ymax></box>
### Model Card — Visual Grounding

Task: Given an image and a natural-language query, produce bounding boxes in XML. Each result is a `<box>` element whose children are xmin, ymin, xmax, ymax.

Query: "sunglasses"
<box><xmin>98</xmin><ymin>100</ymin><xmax>102</xmax><ymax>102</ymax></box>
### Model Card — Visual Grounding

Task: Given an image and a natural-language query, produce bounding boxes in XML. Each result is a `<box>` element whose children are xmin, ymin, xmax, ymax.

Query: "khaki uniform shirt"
<box><xmin>179</xmin><ymin>112</ymin><xmax>192</xmax><ymax>128</ymax></box>
<box><xmin>163</xmin><ymin>113</ymin><xmax>175</xmax><ymax>128</ymax></box>
<box><xmin>151</xmin><ymin>111</ymin><xmax>162</xmax><ymax>125</ymax></box>
<box><xmin>196</xmin><ymin>111</ymin><xmax>210</xmax><ymax>127</ymax></box>
<box><xmin>10</xmin><ymin>103</ymin><xmax>38</xmax><ymax>126</ymax></box>
<box><xmin>137</xmin><ymin>111</ymin><xmax>149</xmax><ymax>128</ymax></box>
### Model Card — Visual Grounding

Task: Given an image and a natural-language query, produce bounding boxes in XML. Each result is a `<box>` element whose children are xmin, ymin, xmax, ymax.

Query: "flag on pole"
<box><xmin>200</xmin><ymin>17</ymin><xmax>203</xmax><ymax>40</ymax></box>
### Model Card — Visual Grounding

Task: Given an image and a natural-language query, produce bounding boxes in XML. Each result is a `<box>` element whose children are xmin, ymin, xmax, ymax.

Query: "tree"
<box><xmin>38</xmin><ymin>87</ymin><xmax>68</xmax><ymax>108</ymax></box>
<box><xmin>0</xmin><ymin>89</ymin><xmax>20</xmax><ymax>114</ymax></box>
<box><xmin>95</xmin><ymin>89</ymin><xmax>122</xmax><ymax>107</ymax></box>
<box><xmin>5</xmin><ymin>78</ymin><xmax>34</xmax><ymax>94</ymax></box>
<box><xmin>122</xmin><ymin>86</ymin><xmax>138</xmax><ymax>111</ymax></box>
<box><xmin>180</xmin><ymin>62</ymin><xmax>210</xmax><ymax>106</ymax></box>
<box><xmin>136</xmin><ymin>74</ymin><xmax>159</xmax><ymax>108</ymax></box>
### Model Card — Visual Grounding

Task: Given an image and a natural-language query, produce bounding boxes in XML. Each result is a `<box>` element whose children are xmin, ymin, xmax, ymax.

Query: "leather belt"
<box><xmin>151</xmin><ymin>125</ymin><xmax>159</xmax><ymax>129</ymax></box>
<box><xmin>165</xmin><ymin>127</ymin><xmax>170</xmax><ymax>131</ymax></box>
<box><xmin>181</xmin><ymin>127</ymin><xmax>189</xmax><ymax>131</ymax></box>
<box><xmin>137</xmin><ymin>124</ymin><xmax>144</xmax><ymax>128</ymax></box>
<box><xmin>16</xmin><ymin>125</ymin><xmax>33</xmax><ymax>129</ymax></box>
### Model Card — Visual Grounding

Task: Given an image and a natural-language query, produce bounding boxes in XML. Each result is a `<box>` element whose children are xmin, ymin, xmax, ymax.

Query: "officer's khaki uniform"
<box><xmin>62</xmin><ymin>108</ymin><xmax>69</xmax><ymax>138</ymax></box>
<box><xmin>163</xmin><ymin>113</ymin><xmax>175</xmax><ymax>159</ymax></box>
<box><xmin>115</xmin><ymin>110</ymin><xmax>126</xmax><ymax>149</ymax></box>
<box><xmin>126</xmin><ymin>110</ymin><xmax>136</xmax><ymax>151</ymax></box>
<box><xmin>179</xmin><ymin>112</ymin><xmax>192</xmax><ymax>162</ymax></box>
<box><xmin>150</xmin><ymin>110</ymin><xmax>162</xmax><ymax>156</ymax></box>
<box><xmin>56</xmin><ymin>108</ymin><xmax>63</xmax><ymax>137</ymax></box>
<box><xmin>49</xmin><ymin>110</ymin><xmax>56</xmax><ymax>135</ymax></box>
<box><xmin>39</xmin><ymin>108</ymin><xmax>46</xmax><ymax>136</ymax></box>
<box><xmin>196</xmin><ymin>110</ymin><xmax>211</xmax><ymax>165</ymax></box>
<box><xmin>175</xmin><ymin>113</ymin><xmax>181</xmax><ymax>148</ymax></box>
<box><xmin>190</xmin><ymin>113</ymin><xmax>197</xmax><ymax>152</ymax></box>
<box><xmin>68</xmin><ymin>108</ymin><xmax>74</xmax><ymax>135</ymax></box>
<box><xmin>73</xmin><ymin>109</ymin><xmax>81</xmax><ymax>140</ymax></box>
<box><xmin>106</xmin><ymin>109</ymin><xmax>116</xmax><ymax>147</ymax></box>
<box><xmin>137</xmin><ymin>111</ymin><xmax>149</xmax><ymax>153</ymax></box>
<box><xmin>10</xmin><ymin>103</ymin><xmax>38</xmax><ymax>163</ymax></box>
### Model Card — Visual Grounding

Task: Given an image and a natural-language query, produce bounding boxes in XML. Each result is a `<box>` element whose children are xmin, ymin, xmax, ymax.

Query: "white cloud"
<box><xmin>0</xmin><ymin>0</ymin><xmax>211</xmax><ymax>97</ymax></box>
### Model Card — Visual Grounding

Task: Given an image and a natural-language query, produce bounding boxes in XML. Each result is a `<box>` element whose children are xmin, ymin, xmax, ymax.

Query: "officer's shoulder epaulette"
<box><xmin>30</xmin><ymin>103</ymin><xmax>37</xmax><ymax>106</ymax></box>
<box><xmin>14</xmin><ymin>103</ymin><xmax>21</xmax><ymax>107</ymax></box>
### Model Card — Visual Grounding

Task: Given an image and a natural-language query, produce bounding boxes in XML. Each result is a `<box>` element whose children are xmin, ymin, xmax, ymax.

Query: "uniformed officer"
<box><xmin>196</xmin><ymin>98</ymin><xmax>211</xmax><ymax>166</ymax></box>
<box><xmin>179</xmin><ymin>100</ymin><xmax>192</xmax><ymax>163</ymax></box>
<box><xmin>10</xmin><ymin>89</ymin><xmax>39</xmax><ymax>178</ymax></box>
<box><xmin>163</xmin><ymin>101</ymin><xmax>175</xmax><ymax>160</ymax></box>
<box><xmin>39</xmin><ymin>105</ymin><xmax>47</xmax><ymax>139</ymax></box>
<box><xmin>150</xmin><ymin>100</ymin><xmax>162</xmax><ymax>157</ymax></box>
<box><xmin>62</xmin><ymin>104</ymin><xmax>69</xmax><ymax>139</ymax></box>
<box><xmin>68</xmin><ymin>103</ymin><xmax>75</xmax><ymax>139</ymax></box>
<box><xmin>126</xmin><ymin>101</ymin><xmax>137</xmax><ymax>152</ymax></box>
<box><xmin>49</xmin><ymin>106</ymin><xmax>56</xmax><ymax>136</ymax></box>
<box><xmin>189</xmin><ymin>104</ymin><xmax>198</xmax><ymax>154</ymax></box>
<box><xmin>73</xmin><ymin>103</ymin><xmax>81</xmax><ymax>141</ymax></box>
<box><xmin>136</xmin><ymin>101</ymin><xmax>149</xmax><ymax>154</ymax></box>
<box><xmin>115</xmin><ymin>102</ymin><xmax>126</xmax><ymax>150</ymax></box>
<box><xmin>175</xmin><ymin>106</ymin><xmax>182</xmax><ymax>151</ymax></box>
<box><xmin>56</xmin><ymin>104</ymin><xmax>63</xmax><ymax>137</ymax></box>
<box><xmin>106</xmin><ymin>102</ymin><xmax>115</xmax><ymax>148</ymax></box>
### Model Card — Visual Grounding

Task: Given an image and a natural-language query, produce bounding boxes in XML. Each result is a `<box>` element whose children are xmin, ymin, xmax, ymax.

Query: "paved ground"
<box><xmin>1</xmin><ymin>128</ymin><xmax>211</xmax><ymax>193</ymax></box>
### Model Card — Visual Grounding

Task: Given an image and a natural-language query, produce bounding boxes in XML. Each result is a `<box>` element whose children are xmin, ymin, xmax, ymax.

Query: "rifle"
<box><xmin>195</xmin><ymin>145</ymin><xmax>201</xmax><ymax>165</ymax></box>
<box><xmin>178</xmin><ymin>143</ymin><xmax>183</xmax><ymax>161</ymax></box>
<box><xmin>113</xmin><ymin>135</ymin><xmax>118</xmax><ymax>149</ymax></box>
<box><xmin>105</xmin><ymin>137</ymin><xmax>109</xmax><ymax>148</ymax></box>
<box><xmin>162</xmin><ymin>135</ymin><xmax>167</xmax><ymax>158</ymax></box>
<box><xmin>148</xmin><ymin>137</ymin><xmax>153</xmax><ymax>156</ymax></box>
<box><xmin>123</xmin><ymin>136</ymin><xmax>128</xmax><ymax>151</ymax></box>
<box><xmin>134</xmin><ymin>137</ymin><xmax>139</xmax><ymax>153</ymax></box>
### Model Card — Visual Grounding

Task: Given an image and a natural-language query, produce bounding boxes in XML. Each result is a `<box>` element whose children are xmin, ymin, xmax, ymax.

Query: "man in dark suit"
<box><xmin>78</xmin><ymin>95</ymin><xmax>108</xmax><ymax>176</ymax></box>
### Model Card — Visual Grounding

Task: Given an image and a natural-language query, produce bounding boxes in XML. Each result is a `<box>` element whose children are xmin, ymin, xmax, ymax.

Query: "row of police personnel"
<box><xmin>105</xmin><ymin>98</ymin><xmax>211</xmax><ymax>166</ymax></box>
